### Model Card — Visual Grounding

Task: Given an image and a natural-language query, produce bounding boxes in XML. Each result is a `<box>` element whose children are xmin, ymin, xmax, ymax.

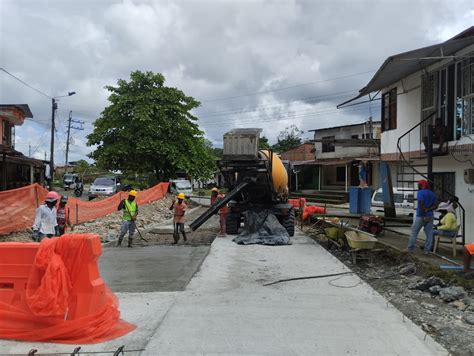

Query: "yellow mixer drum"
<box><xmin>259</xmin><ymin>150</ymin><xmax>288</xmax><ymax>197</ymax></box>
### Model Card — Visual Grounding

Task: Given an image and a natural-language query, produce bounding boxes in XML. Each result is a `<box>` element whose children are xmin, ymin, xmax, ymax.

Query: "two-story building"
<box><xmin>310</xmin><ymin>120</ymin><xmax>381</xmax><ymax>189</ymax></box>
<box><xmin>339</xmin><ymin>27</ymin><xmax>474</xmax><ymax>244</ymax></box>
<box><xmin>0</xmin><ymin>104</ymin><xmax>45</xmax><ymax>190</ymax></box>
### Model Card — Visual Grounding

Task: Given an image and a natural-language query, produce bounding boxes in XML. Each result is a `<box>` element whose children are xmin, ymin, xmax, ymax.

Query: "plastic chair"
<box><xmin>433</xmin><ymin>225</ymin><xmax>461</xmax><ymax>257</ymax></box>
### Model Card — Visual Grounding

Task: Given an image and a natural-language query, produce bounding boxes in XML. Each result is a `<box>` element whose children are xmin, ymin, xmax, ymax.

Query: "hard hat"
<box><xmin>45</xmin><ymin>191</ymin><xmax>60</xmax><ymax>202</ymax></box>
<box><xmin>60</xmin><ymin>195</ymin><xmax>68</xmax><ymax>203</ymax></box>
<box><xmin>177</xmin><ymin>193</ymin><xmax>185</xmax><ymax>200</ymax></box>
<box><xmin>129</xmin><ymin>190</ymin><xmax>138</xmax><ymax>197</ymax></box>
<box><xmin>211</xmin><ymin>187</ymin><xmax>219</xmax><ymax>192</ymax></box>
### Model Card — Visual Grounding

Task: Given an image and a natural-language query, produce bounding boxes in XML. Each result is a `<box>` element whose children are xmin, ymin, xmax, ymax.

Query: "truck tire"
<box><xmin>281</xmin><ymin>208</ymin><xmax>295</xmax><ymax>237</ymax></box>
<box><xmin>226</xmin><ymin>212</ymin><xmax>240</xmax><ymax>235</ymax></box>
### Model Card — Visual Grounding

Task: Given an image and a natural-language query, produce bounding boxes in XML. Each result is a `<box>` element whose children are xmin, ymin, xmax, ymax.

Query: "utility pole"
<box><xmin>65</xmin><ymin>110</ymin><xmax>85</xmax><ymax>166</ymax></box>
<box><xmin>50</xmin><ymin>98</ymin><xmax>57</xmax><ymax>189</ymax></box>
<box><xmin>29</xmin><ymin>143</ymin><xmax>31</xmax><ymax>157</ymax></box>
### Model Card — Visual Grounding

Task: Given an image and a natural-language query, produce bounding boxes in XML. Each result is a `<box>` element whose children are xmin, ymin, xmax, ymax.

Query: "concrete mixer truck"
<box><xmin>190</xmin><ymin>128</ymin><xmax>295</xmax><ymax>236</ymax></box>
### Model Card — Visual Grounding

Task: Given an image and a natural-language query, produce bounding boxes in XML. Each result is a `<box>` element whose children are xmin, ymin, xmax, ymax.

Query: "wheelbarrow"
<box><xmin>344</xmin><ymin>230</ymin><xmax>380</xmax><ymax>264</ymax></box>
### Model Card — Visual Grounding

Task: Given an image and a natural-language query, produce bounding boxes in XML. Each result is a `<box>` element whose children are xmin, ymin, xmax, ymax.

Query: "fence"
<box><xmin>0</xmin><ymin>182</ymin><xmax>169</xmax><ymax>235</ymax></box>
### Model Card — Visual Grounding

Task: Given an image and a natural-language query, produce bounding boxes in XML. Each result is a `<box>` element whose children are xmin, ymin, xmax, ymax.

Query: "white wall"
<box><xmin>380</xmin><ymin>73</ymin><xmax>422</xmax><ymax>155</ymax></box>
<box><xmin>433</xmin><ymin>156</ymin><xmax>474</xmax><ymax>244</ymax></box>
<box><xmin>314</xmin><ymin>123</ymin><xmax>380</xmax><ymax>159</ymax></box>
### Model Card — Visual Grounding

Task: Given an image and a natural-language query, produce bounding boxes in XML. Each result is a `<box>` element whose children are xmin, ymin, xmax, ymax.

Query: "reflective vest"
<box><xmin>123</xmin><ymin>200</ymin><xmax>137</xmax><ymax>221</ymax></box>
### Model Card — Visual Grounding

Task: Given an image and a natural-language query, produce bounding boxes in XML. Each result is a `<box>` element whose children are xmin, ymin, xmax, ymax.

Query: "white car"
<box><xmin>169</xmin><ymin>179</ymin><xmax>193</xmax><ymax>197</ymax></box>
<box><xmin>371</xmin><ymin>187</ymin><xmax>414</xmax><ymax>217</ymax></box>
<box><xmin>88</xmin><ymin>176</ymin><xmax>121</xmax><ymax>200</ymax></box>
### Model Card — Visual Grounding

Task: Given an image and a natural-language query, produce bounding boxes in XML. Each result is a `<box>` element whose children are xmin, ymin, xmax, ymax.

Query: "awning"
<box><xmin>316</xmin><ymin>159</ymin><xmax>353</xmax><ymax>166</ymax></box>
<box><xmin>338</xmin><ymin>33</ymin><xmax>474</xmax><ymax>108</ymax></box>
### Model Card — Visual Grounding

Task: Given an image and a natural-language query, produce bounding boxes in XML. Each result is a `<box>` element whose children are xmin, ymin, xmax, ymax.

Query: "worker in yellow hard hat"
<box><xmin>211</xmin><ymin>187</ymin><xmax>228</xmax><ymax>236</ymax></box>
<box><xmin>169</xmin><ymin>192</ymin><xmax>187</xmax><ymax>244</ymax></box>
<box><xmin>117</xmin><ymin>190</ymin><xmax>139</xmax><ymax>247</ymax></box>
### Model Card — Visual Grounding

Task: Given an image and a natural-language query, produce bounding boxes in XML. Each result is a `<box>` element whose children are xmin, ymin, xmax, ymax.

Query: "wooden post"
<box><xmin>1</xmin><ymin>153</ymin><xmax>6</xmax><ymax>191</ymax></box>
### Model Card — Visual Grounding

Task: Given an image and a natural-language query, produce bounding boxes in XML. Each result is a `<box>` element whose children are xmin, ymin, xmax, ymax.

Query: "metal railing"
<box><xmin>396</xmin><ymin>111</ymin><xmax>466</xmax><ymax>245</ymax></box>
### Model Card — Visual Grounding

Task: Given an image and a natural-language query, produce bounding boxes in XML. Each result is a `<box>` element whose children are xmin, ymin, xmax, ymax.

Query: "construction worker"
<box><xmin>117</xmin><ymin>190</ymin><xmax>138</xmax><ymax>247</ymax></box>
<box><xmin>210</xmin><ymin>187</ymin><xmax>228</xmax><ymax>236</ymax></box>
<box><xmin>56</xmin><ymin>196</ymin><xmax>73</xmax><ymax>236</ymax></box>
<box><xmin>33</xmin><ymin>191</ymin><xmax>59</xmax><ymax>241</ymax></box>
<box><xmin>170</xmin><ymin>192</ymin><xmax>187</xmax><ymax>244</ymax></box>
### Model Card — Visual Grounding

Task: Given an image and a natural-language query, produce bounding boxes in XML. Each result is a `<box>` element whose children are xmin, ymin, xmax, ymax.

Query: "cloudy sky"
<box><xmin>1</xmin><ymin>0</ymin><xmax>472</xmax><ymax>164</ymax></box>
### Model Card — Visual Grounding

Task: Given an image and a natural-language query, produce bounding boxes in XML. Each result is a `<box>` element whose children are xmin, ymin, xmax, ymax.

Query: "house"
<box><xmin>0</xmin><ymin>104</ymin><xmax>46</xmax><ymax>190</ymax></box>
<box><xmin>338</xmin><ymin>27</ymin><xmax>474</xmax><ymax>244</ymax></box>
<box><xmin>310</xmin><ymin>120</ymin><xmax>381</xmax><ymax>191</ymax></box>
<box><xmin>279</xmin><ymin>143</ymin><xmax>317</xmax><ymax>191</ymax></box>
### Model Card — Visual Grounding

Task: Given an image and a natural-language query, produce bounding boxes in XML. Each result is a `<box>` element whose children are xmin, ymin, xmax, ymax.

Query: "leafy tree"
<box><xmin>271</xmin><ymin>125</ymin><xmax>304</xmax><ymax>153</ymax></box>
<box><xmin>259</xmin><ymin>135</ymin><xmax>271</xmax><ymax>149</ymax></box>
<box><xmin>87</xmin><ymin>71</ymin><xmax>215</xmax><ymax>181</ymax></box>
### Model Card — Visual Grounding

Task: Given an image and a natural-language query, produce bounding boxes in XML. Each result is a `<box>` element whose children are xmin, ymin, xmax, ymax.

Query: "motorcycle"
<box><xmin>74</xmin><ymin>182</ymin><xmax>84</xmax><ymax>197</ymax></box>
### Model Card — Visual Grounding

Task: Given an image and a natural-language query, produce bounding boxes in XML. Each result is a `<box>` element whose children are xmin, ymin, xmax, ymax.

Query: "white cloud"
<box><xmin>1</xmin><ymin>0</ymin><xmax>472</xmax><ymax>157</ymax></box>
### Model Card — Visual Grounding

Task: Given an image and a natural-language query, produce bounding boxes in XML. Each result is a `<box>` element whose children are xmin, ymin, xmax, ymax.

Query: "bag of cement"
<box><xmin>232</xmin><ymin>210</ymin><xmax>290</xmax><ymax>246</ymax></box>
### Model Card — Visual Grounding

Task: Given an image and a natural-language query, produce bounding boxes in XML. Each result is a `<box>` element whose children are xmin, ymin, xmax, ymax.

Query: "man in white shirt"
<box><xmin>33</xmin><ymin>191</ymin><xmax>59</xmax><ymax>241</ymax></box>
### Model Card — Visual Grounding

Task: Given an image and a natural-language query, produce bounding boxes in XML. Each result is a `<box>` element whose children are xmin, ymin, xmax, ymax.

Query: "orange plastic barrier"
<box><xmin>0</xmin><ymin>182</ymin><xmax>169</xmax><ymax>235</ymax></box>
<box><xmin>288</xmin><ymin>198</ymin><xmax>306</xmax><ymax>209</ymax></box>
<box><xmin>302</xmin><ymin>205</ymin><xmax>327</xmax><ymax>220</ymax></box>
<box><xmin>0</xmin><ymin>234</ymin><xmax>135</xmax><ymax>344</ymax></box>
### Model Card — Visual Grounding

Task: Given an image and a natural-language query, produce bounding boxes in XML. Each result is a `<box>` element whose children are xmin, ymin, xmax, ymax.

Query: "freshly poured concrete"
<box><xmin>145</xmin><ymin>231</ymin><xmax>446</xmax><ymax>355</ymax></box>
<box><xmin>0</xmin><ymin>231</ymin><xmax>446</xmax><ymax>355</ymax></box>
<box><xmin>99</xmin><ymin>245</ymin><xmax>210</xmax><ymax>292</ymax></box>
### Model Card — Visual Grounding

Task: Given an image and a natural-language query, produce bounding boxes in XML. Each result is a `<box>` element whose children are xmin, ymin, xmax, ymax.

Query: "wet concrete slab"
<box><xmin>99</xmin><ymin>245</ymin><xmax>210</xmax><ymax>292</ymax></box>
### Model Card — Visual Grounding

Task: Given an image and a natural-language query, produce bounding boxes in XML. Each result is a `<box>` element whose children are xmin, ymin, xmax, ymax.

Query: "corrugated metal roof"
<box><xmin>338</xmin><ymin>28</ymin><xmax>474</xmax><ymax>108</ymax></box>
<box><xmin>0</xmin><ymin>104</ymin><xmax>34</xmax><ymax>118</ymax></box>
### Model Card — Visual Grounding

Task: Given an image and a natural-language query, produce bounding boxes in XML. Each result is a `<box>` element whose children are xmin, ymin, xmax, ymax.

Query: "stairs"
<box><xmin>396</xmin><ymin>112</ymin><xmax>466</xmax><ymax>246</ymax></box>
<box><xmin>290</xmin><ymin>190</ymin><xmax>348</xmax><ymax>205</ymax></box>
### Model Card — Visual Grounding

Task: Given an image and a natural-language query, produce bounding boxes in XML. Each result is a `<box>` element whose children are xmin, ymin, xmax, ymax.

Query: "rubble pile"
<box><xmin>74</xmin><ymin>196</ymin><xmax>174</xmax><ymax>241</ymax></box>
<box><xmin>0</xmin><ymin>196</ymin><xmax>174</xmax><ymax>243</ymax></box>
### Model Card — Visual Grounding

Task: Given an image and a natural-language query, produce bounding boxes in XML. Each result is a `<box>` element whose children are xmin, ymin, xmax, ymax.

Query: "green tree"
<box><xmin>272</xmin><ymin>125</ymin><xmax>304</xmax><ymax>153</ymax></box>
<box><xmin>259</xmin><ymin>135</ymin><xmax>271</xmax><ymax>149</ymax></box>
<box><xmin>87</xmin><ymin>71</ymin><xmax>215</xmax><ymax>181</ymax></box>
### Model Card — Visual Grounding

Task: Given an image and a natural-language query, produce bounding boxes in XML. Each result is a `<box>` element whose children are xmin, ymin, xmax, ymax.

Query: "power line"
<box><xmin>200</xmin><ymin>70</ymin><xmax>376</xmax><ymax>102</ymax></box>
<box><xmin>0</xmin><ymin>67</ymin><xmax>52</xmax><ymax>99</ymax></box>
<box><xmin>196</xmin><ymin>89</ymin><xmax>359</xmax><ymax>118</ymax></box>
<box><xmin>198</xmin><ymin>105</ymin><xmax>373</xmax><ymax>126</ymax></box>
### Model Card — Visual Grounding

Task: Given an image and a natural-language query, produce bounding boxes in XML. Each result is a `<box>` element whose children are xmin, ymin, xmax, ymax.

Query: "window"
<box><xmin>381</xmin><ymin>88</ymin><xmax>397</xmax><ymax>131</ymax></box>
<box><xmin>432</xmin><ymin>172</ymin><xmax>455</xmax><ymax>202</ymax></box>
<box><xmin>2</xmin><ymin>121</ymin><xmax>12</xmax><ymax>146</ymax></box>
<box><xmin>351</xmin><ymin>134</ymin><xmax>359</xmax><ymax>139</ymax></box>
<box><xmin>322</xmin><ymin>136</ymin><xmax>335</xmax><ymax>153</ymax></box>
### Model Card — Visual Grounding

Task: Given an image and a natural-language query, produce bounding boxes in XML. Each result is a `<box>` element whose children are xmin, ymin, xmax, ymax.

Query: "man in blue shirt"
<box><xmin>407</xmin><ymin>180</ymin><xmax>438</xmax><ymax>254</ymax></box>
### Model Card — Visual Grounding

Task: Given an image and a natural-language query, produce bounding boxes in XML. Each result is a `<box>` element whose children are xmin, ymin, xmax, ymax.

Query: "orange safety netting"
<box><xmin>0</xmin><ymin>234</ymin><xmax>135</xmax><ymax>343</ymax></box>
<box><xmin>0</xmin><ymin>182</ymin><xmax>169</xmax><ymax>235</ymax></box>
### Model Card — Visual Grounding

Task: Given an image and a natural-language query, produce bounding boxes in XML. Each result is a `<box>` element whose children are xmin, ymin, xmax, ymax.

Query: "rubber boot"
<box><xmin>117</xmin><ymin>238</ymin><xmax>123</xmax><ymax>247</ymax></box>
<box><xmin>172</xmin><ymin>233</ymin><xmax>179</xmax><ymax>244</ymax></box>
<box><xmin>182</xmin><ymin>231</ymin><xmax>187</xmax><ymax>242</ymax></box>
<box><xmin>127</xmin><ymin>238</ymin><xmax>133</xmax><ymax>248</ymax></box>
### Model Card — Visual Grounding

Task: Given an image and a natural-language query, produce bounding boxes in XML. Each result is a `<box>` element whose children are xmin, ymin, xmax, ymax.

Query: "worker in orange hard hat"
<box><xmin>211</xmin><ymin>187</ymin><xmax>228</xmax><ymax>236</ymax></box>
<box><xmin>33</xmin><ymin>191</ymin><xmax>60</xmax><ymax>241</ymax></box>
<box><xmin>170</xmin><ymin>192</ymin><xmax>187</xmax><ymax>244</ymax></box>
<box><xmin>117</xmin><ymin>190</ymin><xmax>139</xmax><ymax>247</ymax></box>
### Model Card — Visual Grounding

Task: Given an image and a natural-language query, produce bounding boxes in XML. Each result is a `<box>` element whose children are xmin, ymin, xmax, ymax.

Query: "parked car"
<box><xmin>63</xmin><ymin>173</ymin><xmax>81</xmax><ymax>191</ymax></box>
<box><xmin>169</xmin><ymin>179</ymin><xmax>193</xmax><ymax>197</ymax></box>
<box><xmin>88</xmin><ymin>176</ymin><xmax>121</xmax><ymax>200</ymax></box>
<box><xmin>371</xmin><ymin>187</ymin><xmax>414</xmax><ymax>216</ymax></box>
